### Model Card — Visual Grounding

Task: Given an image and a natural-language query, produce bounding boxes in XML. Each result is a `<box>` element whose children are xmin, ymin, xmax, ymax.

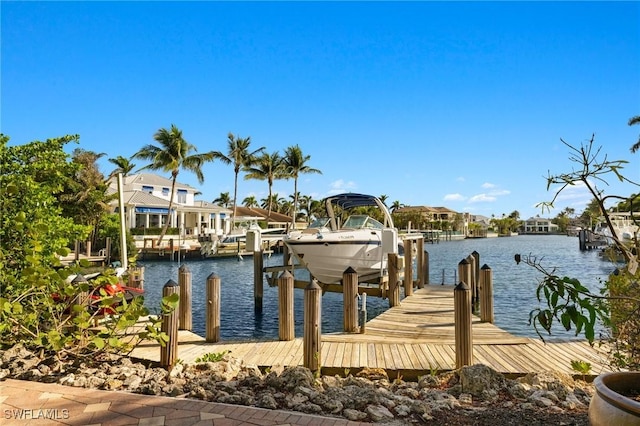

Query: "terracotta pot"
<box><xmin>589</xmin><ymin>372</ymin><xmax>640</xmax><ymax>426</ymax></box>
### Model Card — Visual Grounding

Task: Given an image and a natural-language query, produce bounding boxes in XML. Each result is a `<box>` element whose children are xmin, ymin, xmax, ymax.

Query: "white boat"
<box><xmin>200</xmin><ymin>216</ymin><xmax>286</xmax><ymax>257</ymax></box>
<box><xmin>283</xmin><ymin>193</ymin><xmax>399</xmax><ymax>284</ymax></box>
<box><xmin>594</xmin><ymin>212</ymin><xmax>639</xmax><ymax>244</ymax></box>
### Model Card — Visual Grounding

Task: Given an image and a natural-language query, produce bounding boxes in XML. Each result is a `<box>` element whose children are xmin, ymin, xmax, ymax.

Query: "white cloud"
<box><xmin>327</xmin><ymin>179</ymin><xmax>357</xmax><ymax>194</ymax></box>
<box><xmin>481</xmin><ymin>182</ymin><xmax>496</xmax><ymax>189</ymax></box>
<box><xmin>488</xmin><ymin>189</ymin><xmax>510</xmax><ymax>196</ymax></box>
<box><xmin>468</xmin><ymin>194</ymin><xmax>496</xmax><ymax>203</ymax></box>
<box><xmin>456</xmin><ymin>176</ymin><xmax>465</xmax><ymax>182</ymax></box>
<box><xmin>444</xmin><ymin>193</ymin><xmax>465</xmax><ymax>201</ymax></box>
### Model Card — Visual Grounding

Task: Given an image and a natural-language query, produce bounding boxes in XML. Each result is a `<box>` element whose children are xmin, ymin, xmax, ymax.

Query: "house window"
<box><xmin>177</xmin><ymin>189</ymin><xmax>187</xmax><ymax>203</ymax></box>
<box><xmin>142</xmin><ymin>185</ymin><xmax>153</xmax><ymax>194</ymax></box>
<box><xmin>162</xmin><ymin>187</ymin><xmax>170</xmax><ymax>196</ymax></box>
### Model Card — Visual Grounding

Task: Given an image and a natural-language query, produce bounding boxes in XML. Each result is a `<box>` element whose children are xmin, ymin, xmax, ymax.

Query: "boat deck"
<box><xmin>129</xmin><ymin>286</ymin><xmax>613</xmax><ymax>379</ymax></box>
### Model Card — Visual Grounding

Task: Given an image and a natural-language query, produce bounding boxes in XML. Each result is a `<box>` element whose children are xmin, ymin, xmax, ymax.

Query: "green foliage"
<box><xmin>0</xmin><ymin>134</ymin><xmax>174</xmax><ymax>360</ymax></box>
<box><xmin>532</xmin><ymin>134</ymin><xmax>640</xmax><ymax>371</ymax></box>
<box><xmin>195</xmin><ymin>351</ymin><xmax>229</xmax><ymax>363</ymax></box>
<box><xmin>570</xmin><ymin>359</ymin><xmax>592</xmax><ymax>375</ymax></box>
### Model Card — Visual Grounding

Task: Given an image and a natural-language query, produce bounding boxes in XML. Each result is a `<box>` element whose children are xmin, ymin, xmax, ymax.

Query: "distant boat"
<box><xmin>283</xmin><ymin>193</ymin><xmax>399</xmax><ymax>285</ymax></box>
<box><xmin>594</xmin><ymin>212</ymin><xmax>639</xmax><ymax>244</ymax></box>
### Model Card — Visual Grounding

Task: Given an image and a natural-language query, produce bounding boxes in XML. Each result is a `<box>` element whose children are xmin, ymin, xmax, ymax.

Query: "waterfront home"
<box><xmin>107</xmin><ymin>173</ymin><xmax>232</xmax><ymax>238</ymax></box>
<box><xmin>393</xmin><ymin>205</ymin><xmax>468</xmax><ymax>235</ymax></box>
<box><xmin>522</xmin><ymin>217</ymin><xmax>560</xmax><ymax>234</ymax></box>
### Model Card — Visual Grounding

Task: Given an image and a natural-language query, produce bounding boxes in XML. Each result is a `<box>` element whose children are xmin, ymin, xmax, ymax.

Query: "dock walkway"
<box><xmin>129</xmin><ymin>286</ymin><xmax>613</xmax><ymax>379</ymax></box>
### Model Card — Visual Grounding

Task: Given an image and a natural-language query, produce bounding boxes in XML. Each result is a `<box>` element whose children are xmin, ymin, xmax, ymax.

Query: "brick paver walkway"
<box><xmin>0</xmin><ymin>379</ymin><xmax>369</xmax><ymax>426</ymax></box>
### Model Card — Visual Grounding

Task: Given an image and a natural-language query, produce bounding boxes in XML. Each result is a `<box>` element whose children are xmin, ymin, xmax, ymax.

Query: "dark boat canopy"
<box><xmin>322</xmin><ymin>193</ymin><xmax>394</xmax><ymax>229</ymax></box>
<box><xmin>323</xmin><ymin>193</ymin><xmax>384</xmax><ymax>210</ymax></box>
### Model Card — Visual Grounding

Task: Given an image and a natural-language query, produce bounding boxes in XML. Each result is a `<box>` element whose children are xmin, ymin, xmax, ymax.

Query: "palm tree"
<box><xmin>630</xmin><ymin>115</ymin><xmax>640</xmax><ymax>153</ymax></box>
<box><xmin>244</xmin><ymin>151</ymin><xmax>285</xmax><ymax>221</ymax></box>
<box><xmin>283</xmin><ymin>145</ymin><xmax>322</xmax><ymax>226</ymax></box>
<box><xmin>379</xmin><ymin>194</ymin><xmax>389</xmax><ymax>206</ymax></box>
<box><xmin>213</xmin><ymin>192</ymin><xmax>232</xmax><ymax>208</ymax></box>
<box><xmin>391</xmin><ymin>200</ymin><xmax>404</xmax><ymax>212</ymax></box>
<box><xmin>243</xmin><ymin>195</ymin><xmax>259</xmax><ymax>208</ymax></box>
<box><xmin>299</xmin><ymin>194</ymin><xmax>313</xmax><ymax>223</ymax></box>
<box><xmin>133</xmin><ymin>124</ymin><xmax>216</xmax><ymax>245</ymax></box>
<box><xmin>107</xmin><ymin>155</ymin><xmax>136</xmax><ymax>178</ymax></box>
<box><xmin>212</xmin><ymin>133</ymin><xmax>264</xmax><ymax>229</ymax></box>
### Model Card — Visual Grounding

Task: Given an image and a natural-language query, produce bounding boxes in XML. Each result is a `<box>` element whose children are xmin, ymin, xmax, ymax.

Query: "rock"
<box><xmin>356</xmin><ymin>367</ymin><xmax>388</xmax><ymax>381</ymax></box>
<box><xmin>366</xmin><ymin>404</ymin><xmax>395</xmax><ymax>422</ymax></box>
<box><xmin>458</xmin><ymin>364</ymin><xmax>507</xmax><ymax>398</ymax></box>
<box><xmin>343</xmin><ymin>408</ymin><xmax>368</xmax><ymax>421</ymax></box>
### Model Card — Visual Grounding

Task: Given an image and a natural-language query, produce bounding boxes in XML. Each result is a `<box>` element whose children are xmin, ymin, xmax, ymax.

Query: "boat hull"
<box><xmin>284</xmin><ymin>229</ymin><xmax>392</xmax><ymax>284</ymax></box>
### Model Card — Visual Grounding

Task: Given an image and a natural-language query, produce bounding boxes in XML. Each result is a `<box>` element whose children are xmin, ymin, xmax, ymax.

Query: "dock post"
<box><xmin>278</xmin><ymin>270</ymin><xmax>295</xmax><ymax>341</ymax></box>
<box><xmin>254</xmin><ymin>250</ymin><xmax>264</xmax><ymax>314</ymax></box>
<box><xmin>359</xmin><ymin>292</ymin><xmax>367</xmax><ymax>334</ymax></box>
<box><xmin>388</xmin><ymin>253</ymin><xmax>401</xmax><ymax>307</ymax></box>
<box><xmin>343</xmin><ymin>267</ymin><xmax>359</xmax><ymax>332</ymax></box>
<box><xmin>205</xmin><ymin>274</ymin><xmax>220</xmax><ymax>342</ymax></box>
<box><xmin>178</xmin><ymin>265</ymin><xmax>192</xmax><ymax>331</ymax></box>
<box><xmin>480</xmin><ymin>264</ymin><xmax>494</xmax><ymax>323</ymax></box>
<box><xmin>458</xmin><ymin>258</ymin><xmax>471</xmax><ymax>304</ymax></box>
<box><xmin>304</xmin><ymin>279</ymin><xmax>322</xmax><ymax>372</ymax></box>
<box><xmin>424</xmin><ymin>250</ymin><xmax>430</xmax><ymax>285</ymax></box>
<box><xmin>466</xmin><ymin>254</ymin><xmax>478</xmax><ymax>313</ymax></box>
<box><xmin>472</xmin><ymin>251</ymin><xmax>480</xmax><ymax>309</ymax></box>
<box><xmin>85</xmin><ymin>240</ymin><xmax>92</xmax><ymax>257</ymax></box>
<box><xmin>454</xmin><ymin>281</ymin><xmax>473</xmax><ymax>368</ymax></box>
<box><xmin>403</xmin><ymin>239</ymin><xmax>414</xmax><ymax>296</ymax></box>
<box><xmin>160</xmin><ymin>280</ymin><xmax>180</xmax><ymax>369</ymax></box>
<box><xmin>416</xmin><ymin>238</ymin><xmax>425</xmax><ymax>288</ymax></box>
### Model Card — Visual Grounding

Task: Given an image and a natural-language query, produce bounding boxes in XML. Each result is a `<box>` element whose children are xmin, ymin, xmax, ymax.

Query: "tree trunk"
<box><xmin>157</xmin><ymin>175</ymin><xmax>177</xmax><ymax>246</ymax></box>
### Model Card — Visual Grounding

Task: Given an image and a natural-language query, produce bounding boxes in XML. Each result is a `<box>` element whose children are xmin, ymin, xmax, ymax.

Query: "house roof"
<box><xmin>123</xmin><ymin>173</ymin><xmax>198</xmax><ymax>190</ymax></box>
<box><xmin>394</xmin><ymin>205</ymin><xmax>459</xmax><ymax>215</ymax></box>
<box><xmin>235</xmin><ymin>206</ymin><xmax>292</xmax><ymax>223</ymax></box>
<box><xmin>123</xmin><ymin>191</ymin><xmax>170</xmax><ymax>207</ymax></box>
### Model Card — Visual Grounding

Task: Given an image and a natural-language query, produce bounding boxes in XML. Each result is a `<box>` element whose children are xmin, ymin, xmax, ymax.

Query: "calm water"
<box><xmin>139</xmin><ymin>235</ymin><xmax>616</xmax><ymax>342</ymax></box>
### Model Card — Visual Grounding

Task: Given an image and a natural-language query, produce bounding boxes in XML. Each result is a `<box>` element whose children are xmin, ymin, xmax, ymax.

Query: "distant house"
<box><xmin>394</xmin><ymin>206</ymin><xmax>460</xmax><ymax>222</ymax></box>
<box><xmin>522</xmin><ymin>217</ymin><xmax>560</xmax><ymax>234</ymax></box>
<box><xmin>107</xmin><ymin>173</ymin><xmax>232</xmax><ymax>237</ymax></box>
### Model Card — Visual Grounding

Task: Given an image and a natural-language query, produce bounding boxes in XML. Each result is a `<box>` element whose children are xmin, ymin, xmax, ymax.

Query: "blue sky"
<box><xmin>2</xmin><ymin>1</ymin><xmax>639</xmax><ymax>220</ymax></box>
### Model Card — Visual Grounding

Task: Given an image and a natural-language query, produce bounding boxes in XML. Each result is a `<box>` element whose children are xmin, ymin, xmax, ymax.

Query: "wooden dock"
<box><xmin>129</xmin><ymin>286</ymin><xmax>613</xmax><ymax>380</ymax></box>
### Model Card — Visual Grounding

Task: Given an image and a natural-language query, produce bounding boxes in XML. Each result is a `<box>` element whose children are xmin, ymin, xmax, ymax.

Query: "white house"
<box><xmin>523</xmin><ymin>217</ymin><xmax>560</xmax><ymax>234</ymax></box>
<box><xmin>107</xmin><ymin>173</ymin><xmax>232</xmax><ymax>238</ymax></box>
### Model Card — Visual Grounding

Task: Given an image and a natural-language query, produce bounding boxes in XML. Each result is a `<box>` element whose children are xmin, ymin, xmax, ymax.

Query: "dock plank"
<box><xmin>129</xmin><ymin>287</ymin><xmax>613</xmax><ymax>379</ymax></box>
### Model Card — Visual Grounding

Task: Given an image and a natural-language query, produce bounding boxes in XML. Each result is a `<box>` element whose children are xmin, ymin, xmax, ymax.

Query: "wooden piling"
<box><xmin>303</xmin><ymin>279</ymin><xmax>322</xmax><ymax>371</ymax></box>
<box><xmin>458</xmin><ymin>258</ymin><xmax>471</xmax><ymax>296</ymax></box>
<box><xmin>472</xmin><ymin>251</ymin><xmax>480</xmax><ymax>307</ymax></box>
<box><xmin>160</xmin><ymin>280</ymin><xmax>179</xmax><ymax>369</ymax></box>
<box><xmin>85</xmin><ymin>240</ymin><xmax>92</xmax><ymax>257</ymax></box>
<box><xmin>388</xmin><ymin>253</ymin><xmax>401</xmax><ymax>307</ymax></box>
<box><xmin>254</xmin><ymin>250</ymin><xmax>264</xmax><ymax>314</ymax></box>
<box><xmin>128</xmin><ymin>266</ymin><xmax>145</xmax><ymax>290</ymax></box>
<box><xmin>424</xmin><ymin>250</ymin><xmax>430</xmax><ymax>285</ymax></box>
<box><xmin>480</xmin><ymin>264</ymin><xmax>494</xmax><ymax>323</ymax></box>
<box><xmin>205</xmin><ymin>274</ymin><xmax>221</xmax><ymax>342</ymax></box>
<box><xmin>454</xmin><ymin>281</ymin><xmax>473</xmax><ymax>368</ymax></box>
<box><xmin>404</xmin><ymin>239</ymin><xmax>414</xmax><ymax>296</ymax></box>
<box><xmin>343</xmin><ymin>267</ymin><xmax>359</xmax><ymax>332</ymax></box>
<box><xmin>416</xmin><ymin>238</ymin><xmax>425</xmax><ymax>288</ymax></box>
<box><xmin>466</xmin><ymin>254</ymin><xmax>478</xmax><ymax>313</ymax></box>
<box><xmin>278</xmin><ymin>271</ymin><xmax>295</xmax><ymax>341</ymax></box>
<box><xmin>178</xmin><ymin>265</ymin><xmax>192</xmax><ymax>331</ymax></box>
<box><xmin>359</xmin><ymin>292</ymin><xmax>367</xmax><ymax>334</ymax></box>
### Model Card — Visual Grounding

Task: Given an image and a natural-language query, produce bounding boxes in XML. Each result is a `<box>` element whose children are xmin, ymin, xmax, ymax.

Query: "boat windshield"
<box><xmin>308</xmin><ymin>217</ymin><xmax>331</xmax><ymax>229</ymax></box>
<box><xmin>342</xmin><ymin>215</ymin><xmax>383</xmax><ymax>230</ymax></box>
